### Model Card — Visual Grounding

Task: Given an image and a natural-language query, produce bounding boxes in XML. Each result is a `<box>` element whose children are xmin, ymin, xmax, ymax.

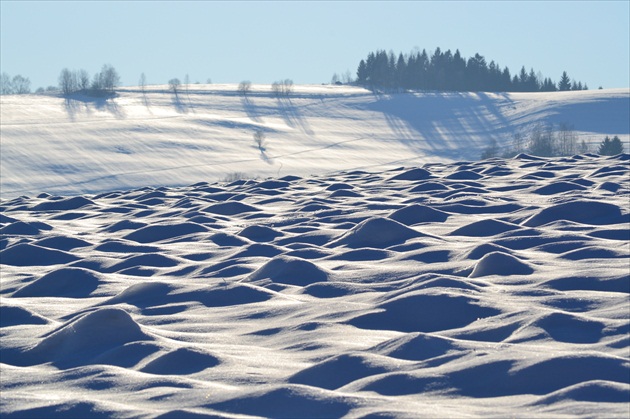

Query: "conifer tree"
<box><xmin>558</xmin><ymin>71</ymin><xmax>572</xmax><ymax>91</ymax></box>
<box><xmin>598</xmin><ymin>136</ymin><xmax>624</xmax><ymax>155</ymax></box>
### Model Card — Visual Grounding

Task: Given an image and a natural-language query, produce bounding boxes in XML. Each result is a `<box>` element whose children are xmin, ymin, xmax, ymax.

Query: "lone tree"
<box><xmin>253</xmin><ymin>129</ymin><xmax>266</xmax><ymax>150</ymax></box>
<box><xmin>139</xmin><ymin>72</ymin><xmax>147</xmax><ymax>91</ymax></box>
<box><xmin>238</xmin><ymin>80</ymin><xmax>252</xmax><ymax>95</ymax></box>
<box><xmin>598</xmin><ymin>136</ymin><xmax>624</xmax><ymax>155</ymax></box>
<box><xmin>169</xmin><ymin>78</ymin><xmax>181</xmax><ymax>95</ymax></box>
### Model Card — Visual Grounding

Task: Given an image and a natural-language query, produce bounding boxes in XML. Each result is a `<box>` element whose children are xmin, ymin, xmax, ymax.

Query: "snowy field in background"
<box><xmin>1</xmin><ymin>85</ymin><xmax>628</xmax><ymax>198</ymax></box>
<box><xmin>1</xmin><ymin>86</ymin><xmax>629</xmax><ymax>418</ymax></box>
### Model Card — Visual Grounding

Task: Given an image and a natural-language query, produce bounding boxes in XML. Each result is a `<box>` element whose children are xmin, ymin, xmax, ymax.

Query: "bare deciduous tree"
<box><xmin>77</xmin><ymin>69</ymin><xmax>90</xmax><ymax>92</ymax></box>
<box><xmin>253</xmin><ymin>129</ymin><xmax>266</xmax><ymax>150</ymax></box>
<box><xmin>59</xmin><ymin>68</ymin><xmax>76</xmax><ymax>96</ymax></box>
<box><xmin>169</xmin><ymin>78</ymin><xmax>181</xmax><ymax>95</ymax></box>
<box><xmin>1</xmin><ymin>72</ymin><xmax>14</xmax><ymax>95</ymax></box>
<box><xmin>139</xmin><ymin>73</ymin><xmax>147</xmax><ymax>91</ymax></box>
<box><xmin>12</xmin><ymin>75</ymin><xmax>31</xmax><ymax>94</ymax></box>
<box><xmin>271</xmin><ymin>79</ymin><xmax>294</xmax><ymax>96</ymax></box>
<box><xmin>99</xmin><ymin>64</ymin><xmax>120</xmax><ymax>93</ymax></box>
<box><xmin>238</xmin><ymin>80</ymin><xmax>252</xmax><ymax>95</ymax></box>
<box><xmin>557</xmin><ymin>123</ymin><xmax>577</xmax><ymax>156</ymax></box>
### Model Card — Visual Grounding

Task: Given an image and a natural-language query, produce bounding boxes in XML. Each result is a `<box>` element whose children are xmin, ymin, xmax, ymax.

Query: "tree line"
<box><xmin>1</xmin><ymin>73</ymin><xmax>32</xmax><ymax>95</ymax></box>
<box><xmin>356</xmin><ymin>48</ymin><xmax>588</xmax><ymax>92</ymax></box>
<box><xmin>481</xmin><ymin>124</ymin><xmax>624</xmax><ymax>159</ymax></box>
<box><xmin>58</xmin><ymin>64</ymin><xmax>120</xmax><ymax>96</ymax></box>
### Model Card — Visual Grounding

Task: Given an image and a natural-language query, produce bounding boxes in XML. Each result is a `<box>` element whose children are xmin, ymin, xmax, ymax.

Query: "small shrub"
<box><xmin>223</xmin><ymin>172</ymin><xmax>249</xmax><ymax>183</ymax></box>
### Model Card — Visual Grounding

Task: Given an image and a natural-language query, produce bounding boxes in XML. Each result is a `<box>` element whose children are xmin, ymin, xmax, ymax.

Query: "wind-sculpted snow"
<box><xmin>1</xmin><ymin>154</ymin><xmax>629</xmax><ymax>418</ymax></box>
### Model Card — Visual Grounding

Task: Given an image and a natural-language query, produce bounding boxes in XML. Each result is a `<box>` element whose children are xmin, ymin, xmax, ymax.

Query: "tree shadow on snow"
<box><xmin>171</xmin><ymin>93</ymin><xmax>190</xmax><ymax>114</ymax></box>
<box><xmin>363</xmin><ymin>91</ymin><xmax>515</xmax><ymax>161</ymax></box>
<box><xmin>275</xmin><ymin>97</ymin><xmax>315</xmax><ymax>136</ymax></box>
<box><xmin>63</xmin><ymin>93</ymin><xmax>126</xmax><ymax>121</ymax></box>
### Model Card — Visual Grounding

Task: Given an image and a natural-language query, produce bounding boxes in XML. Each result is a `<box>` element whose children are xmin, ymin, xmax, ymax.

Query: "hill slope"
<box><xmin>1</xmin><ymin>85</ymin><xmax>628</xmax><ymax>198</ymax></box>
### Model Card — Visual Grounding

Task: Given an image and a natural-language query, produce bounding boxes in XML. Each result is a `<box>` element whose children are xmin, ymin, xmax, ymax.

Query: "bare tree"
<box><xmin>12</xmin><ymin>75</ymin><xmax>31</xmax><ymax>94</ymax></box>
<box><xmin>557</xmin><ymin>122</ymin><xmax>577</xmax><ymax>156</ymax></box>
<box><xmin>169</xmin><ymin>78</ymin><xmax>181</xmax><ymax>95</ymax></box>
<box><xmin>1</xmin><ymin>72</ymin><xmax>13</xmax><ymax>95</ymax></box>
<box><xmin>282</xmin><ymin>79</ymin><xmax>293</xmax><ymax>95</ymax></box>
<box><xmin>253</xmin><ymin>129</ymin><xmax>266</xmax><ymax>150</ymax></box>
<box><xmin>77</xmin><ymin>69</ymin><xmax>90</xmax><ymax>92</ymax></box>
<box><xmin>99</xmin><ymin>64</ymin><xmax>120</xmax><ymax>93</ymax></box>
<box><xmin>238</xmin><ymin>80</ymin><xmax>252</xmax><ymax>95</ymax></box>
<box><xmin>271</xmin><ymin>79</ymin><xmax>294</xmax><ymax>96</ymax></box>
<box><xmin>342</xmin><ymin>69</ymin><xmax>354</xmax><ymax>84</ymax></box>
<box><xmin>59</xmin><ymin>68</ymin><xmax>77</xmax><ymax>96</ymax></box>
<box><xmin>331</xmin><ymin>73</ymin><xmax>340</xmax><ymax>84</ymax></box>
<box><xmin>139</xmin><ymin>72</ymin><xmax>147</xmax><ymax>92</ymax></box>
<box><xmin>271</xmin><ymin>81</ymin><xmax>282</xmax><ymax>96</ymax></box>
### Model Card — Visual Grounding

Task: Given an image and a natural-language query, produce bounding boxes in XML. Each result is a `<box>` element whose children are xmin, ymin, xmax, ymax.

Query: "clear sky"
<box><xmin>1</xmin><ymin>1</ymin><xmax>629</xmax><ymax>90</ymax></box>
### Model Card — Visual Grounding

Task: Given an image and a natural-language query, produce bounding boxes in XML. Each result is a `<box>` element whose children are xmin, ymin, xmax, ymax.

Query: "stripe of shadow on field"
<box><xmin>363</xmin><ymin>91</ymin><xmax>514</xmax><ymax>160</ymax></box>
<box><xmin>242</xmin><ymin>95</ymin><xmax>263</xmax><ymax>123</ymax></box>
<box><xmin>62</xmin><ymin>93</ymin><xmax>126</xmax><ymax>120</ymax></box>
<box><xmin>275</xmin><ymin>96</ymin><xmax>314</xmax><ymax>136</ymax></box>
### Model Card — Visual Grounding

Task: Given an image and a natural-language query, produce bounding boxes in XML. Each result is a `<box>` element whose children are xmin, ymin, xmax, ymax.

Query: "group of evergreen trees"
<box><xmin>598</xmin><ymin>136</ymin><xmax>624</xmax><ymax>155</ymax></box>
<box><xmin>356</xmin><ymin>48</ymin><xmax>587</xmax><ymax>92</ymax></box>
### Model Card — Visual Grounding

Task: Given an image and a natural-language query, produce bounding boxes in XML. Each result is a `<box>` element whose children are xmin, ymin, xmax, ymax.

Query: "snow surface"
<box><xmin>1</xmin><ymin>85</ymin><xmax>628</xmax><ymax>198</ymax></box>
<box><xmin>1</xmin><ymin>85</ymin><xmax>629</xmax><ymax>418</ymax></box>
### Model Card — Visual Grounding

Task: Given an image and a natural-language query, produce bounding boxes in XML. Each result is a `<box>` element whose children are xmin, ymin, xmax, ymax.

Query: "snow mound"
<box><xmin>140</xmin><ymin>347</ymin><xmax>220</xmax><ymax>375</ymax></box>
<box><xmin>13</xmin><ymin>267</ymin><xmax>101</xmax><ymax>298</ymax></box>
<box><xmin>388</xmin><ymin>204</ymin><xmax>449</xmax><ymax>225</ymax></box>
<box><xmin>533</xmin><ymin>181</ymin><xmax>587</xmax><ymax>195</ymax></box>
<box><xmin>123</xmin><ymin>222</ymin><xmax>208</xmax><ymax>243</ymax></box>
<box><xmin>449</xmin><ymin>219</ymin><xmax>521</xmax><ymax>237</ymax></box>
<box><xmin>469</xmin><ymin>251</ymin><xmax>535</xmax><ymax>277</ymax></box>
<box><xmin>34</xmin><ymin>236</ymin><xmax>92</xmax><ymax>251</ymax></box>
<box><xmin>328</xmin><ymin>217</ymin><xmax>422</xmax><ymax>248</ymax></box>
<box><xmin>530</xmin><ymin>312</ymin><xmax>606</xmax><ymax>343</ymax></box>
<box><xmin>30</xmin><ymin>196</ymin><xmax>94</xmax><ymax>211</ymax></box>
<box><xmin>349</xmin><ymin>290</ymin><xmax>501</xmax><ymax>333</ymax></box>
<box><xmin>0</xmin><ymin>220</ymin><xmax>53</xmax><ymax>235</ymax></box>
<box><xmin>238</xmin><ymin>225</ymin><xmax>283</xmax><ymax>242</ymax></box>
<box><xmin>245</xmin><ymin>255</ymin><xmax>329</xmax><ymax>286</ymax></box>
<box><xmin>389</xmin><ymin>168</ymin><xmax>432</xmax><ymax>181</ymax></box>
<box><xmin>0</xmin><ymin>243</ymin><xmax>78</xmax><ymax>266</ymax></box>
<box><xmin>0</xmin><ymin>304</ymin><xmax>50</xmax><ymax>327</ymax></box>
<box><xmin>27</xmin><ymin>307</ymin><xmax>152</xmax><ymax>367</ymax></box>
<box><xmin>209</xmin><ymin>385</ymin><xmax>355</xmax><ymax>419</ymax></box>
<box><xmin>522</xmin><ymin>200</ymin><xmax>624</xmax><ymax>227</ymax></box>
<box><xmin>288</xmin><ymin>352</ymin><xmax>392</xmax><ymax>389</ymax></box>
<box><xmin>372</xmin><ymin>332</ymin><xmax>463</xmax><ymax>361</ymax></box>
<box><xmin>202</xmin><ymin>201</ymin><xmax>260</xmax><ymax>215</ymax></box>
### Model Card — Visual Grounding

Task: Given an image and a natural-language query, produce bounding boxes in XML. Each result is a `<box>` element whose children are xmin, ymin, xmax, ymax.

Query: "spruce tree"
<box><xmin>558</xmin><ymin>71</ymin><xmax>571</xmax><ymax>91</ymax></box>
<box><xmin>598</xmin><ymin>136</ymin><xmax>624</xmax><ymax>155</ymax></box>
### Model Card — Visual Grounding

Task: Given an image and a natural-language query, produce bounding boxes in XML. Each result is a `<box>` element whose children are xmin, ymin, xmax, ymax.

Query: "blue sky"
<box><xmin>1</xmin><ymin>1</ymin><xmax>629</xmax><ymax>90</ymax></box>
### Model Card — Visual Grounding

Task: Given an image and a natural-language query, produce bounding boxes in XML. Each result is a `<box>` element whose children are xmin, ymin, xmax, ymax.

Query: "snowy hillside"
<box><xmin>1</xmin><ymin>85</ymin><xmax>628</xmax><ymax>198</ymax></box>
